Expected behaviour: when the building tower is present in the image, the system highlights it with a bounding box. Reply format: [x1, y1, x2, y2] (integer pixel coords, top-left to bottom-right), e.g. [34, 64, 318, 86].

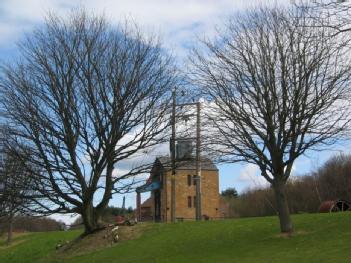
[136, 141, 220, 222]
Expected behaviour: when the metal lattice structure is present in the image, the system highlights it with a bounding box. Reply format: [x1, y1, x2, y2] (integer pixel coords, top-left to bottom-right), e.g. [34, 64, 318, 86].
[319, 200, 351, 213]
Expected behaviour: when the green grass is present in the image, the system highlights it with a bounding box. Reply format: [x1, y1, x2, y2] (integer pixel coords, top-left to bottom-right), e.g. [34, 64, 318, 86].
[1, 213, 351, 263]
[0, 229, 80, 262]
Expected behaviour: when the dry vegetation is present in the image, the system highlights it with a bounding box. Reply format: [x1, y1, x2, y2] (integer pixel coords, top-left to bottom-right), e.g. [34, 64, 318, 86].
[56, 223, 152, 258]
[225, 154, 351, 217]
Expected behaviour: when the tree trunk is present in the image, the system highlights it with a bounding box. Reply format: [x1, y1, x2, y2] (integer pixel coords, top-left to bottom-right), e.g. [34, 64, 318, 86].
[273, 181, 293, 233]
[82, 203, 103, 235]
[7, 213, 13, 246]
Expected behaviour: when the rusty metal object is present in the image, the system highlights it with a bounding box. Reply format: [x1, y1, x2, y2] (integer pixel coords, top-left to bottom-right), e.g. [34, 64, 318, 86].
[115, 216, 125, 225]
[319, 200, 351, 213]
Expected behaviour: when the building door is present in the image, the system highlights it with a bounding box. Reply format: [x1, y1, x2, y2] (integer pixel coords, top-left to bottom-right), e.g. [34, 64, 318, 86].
[154, 190, 161, 222]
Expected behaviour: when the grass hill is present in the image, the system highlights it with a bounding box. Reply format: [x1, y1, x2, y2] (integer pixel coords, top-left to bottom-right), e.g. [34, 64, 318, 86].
[1, 212, 351, 263]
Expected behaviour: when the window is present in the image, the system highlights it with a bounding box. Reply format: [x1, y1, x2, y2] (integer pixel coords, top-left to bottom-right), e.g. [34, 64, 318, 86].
[193, 196, 196, 208]
[193, 175, 197, 186]
[187, 196, 192, 208]
[187, 175, 192, 186]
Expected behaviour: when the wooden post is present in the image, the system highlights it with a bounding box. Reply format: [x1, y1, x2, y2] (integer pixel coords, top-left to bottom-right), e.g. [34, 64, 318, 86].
[7, 213, 13, 246]
[136, 192, 141, 222]
[171, 89, 176, 223]
[195, 102, 202, 221]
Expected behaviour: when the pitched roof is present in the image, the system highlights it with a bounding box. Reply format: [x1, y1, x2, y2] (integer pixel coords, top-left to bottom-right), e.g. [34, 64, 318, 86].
[156, 156, 218, 171]
[141, 197, 153, 208]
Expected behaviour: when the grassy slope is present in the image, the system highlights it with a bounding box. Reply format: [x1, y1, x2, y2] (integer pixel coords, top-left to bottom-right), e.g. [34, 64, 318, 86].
[1, 213, 351, 263]
[0, 230, 79, 262]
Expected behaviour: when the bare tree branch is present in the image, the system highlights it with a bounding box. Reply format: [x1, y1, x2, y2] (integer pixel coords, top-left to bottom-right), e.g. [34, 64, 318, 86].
[0, 11, 178, 234]
[190, 6, 351, 233]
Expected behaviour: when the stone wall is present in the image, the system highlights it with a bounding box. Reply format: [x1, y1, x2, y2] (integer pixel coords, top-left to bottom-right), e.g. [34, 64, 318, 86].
[162, 169, 219, 221]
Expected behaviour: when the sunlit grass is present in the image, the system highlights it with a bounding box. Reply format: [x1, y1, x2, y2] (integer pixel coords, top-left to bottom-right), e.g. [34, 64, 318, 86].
[0, 213, 350, 263]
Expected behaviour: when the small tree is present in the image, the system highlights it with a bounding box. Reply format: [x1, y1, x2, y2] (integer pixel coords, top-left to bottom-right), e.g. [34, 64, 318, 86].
[221, 187, 238, 198]
[190, 7, 351, 233]
[0, 128, 35, 245]
[0, 11, 177, 234]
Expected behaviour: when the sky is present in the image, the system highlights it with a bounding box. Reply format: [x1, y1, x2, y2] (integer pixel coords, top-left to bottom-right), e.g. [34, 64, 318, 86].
[1, 0, 350, 223]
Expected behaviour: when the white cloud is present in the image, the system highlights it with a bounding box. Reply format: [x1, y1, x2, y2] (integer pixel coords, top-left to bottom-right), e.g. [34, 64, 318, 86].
[0, 0, 288, 55]
[236, 163, 269, 190]
[49, 213, 79, 225]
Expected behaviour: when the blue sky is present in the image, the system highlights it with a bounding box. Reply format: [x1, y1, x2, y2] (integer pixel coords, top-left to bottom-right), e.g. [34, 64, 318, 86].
[1, 0, 350, 223]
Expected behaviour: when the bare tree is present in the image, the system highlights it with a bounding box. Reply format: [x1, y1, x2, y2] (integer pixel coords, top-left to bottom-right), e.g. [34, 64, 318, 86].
[296, 0, 351, 36]
[0, 11, 177, 234]
[190, 7, 351, 233]
[314, 153, 351, 201]
[0, 127, 36, 244]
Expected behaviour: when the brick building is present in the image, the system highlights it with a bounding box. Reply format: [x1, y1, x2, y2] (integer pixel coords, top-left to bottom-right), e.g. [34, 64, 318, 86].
[136, 156, 220, 222]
